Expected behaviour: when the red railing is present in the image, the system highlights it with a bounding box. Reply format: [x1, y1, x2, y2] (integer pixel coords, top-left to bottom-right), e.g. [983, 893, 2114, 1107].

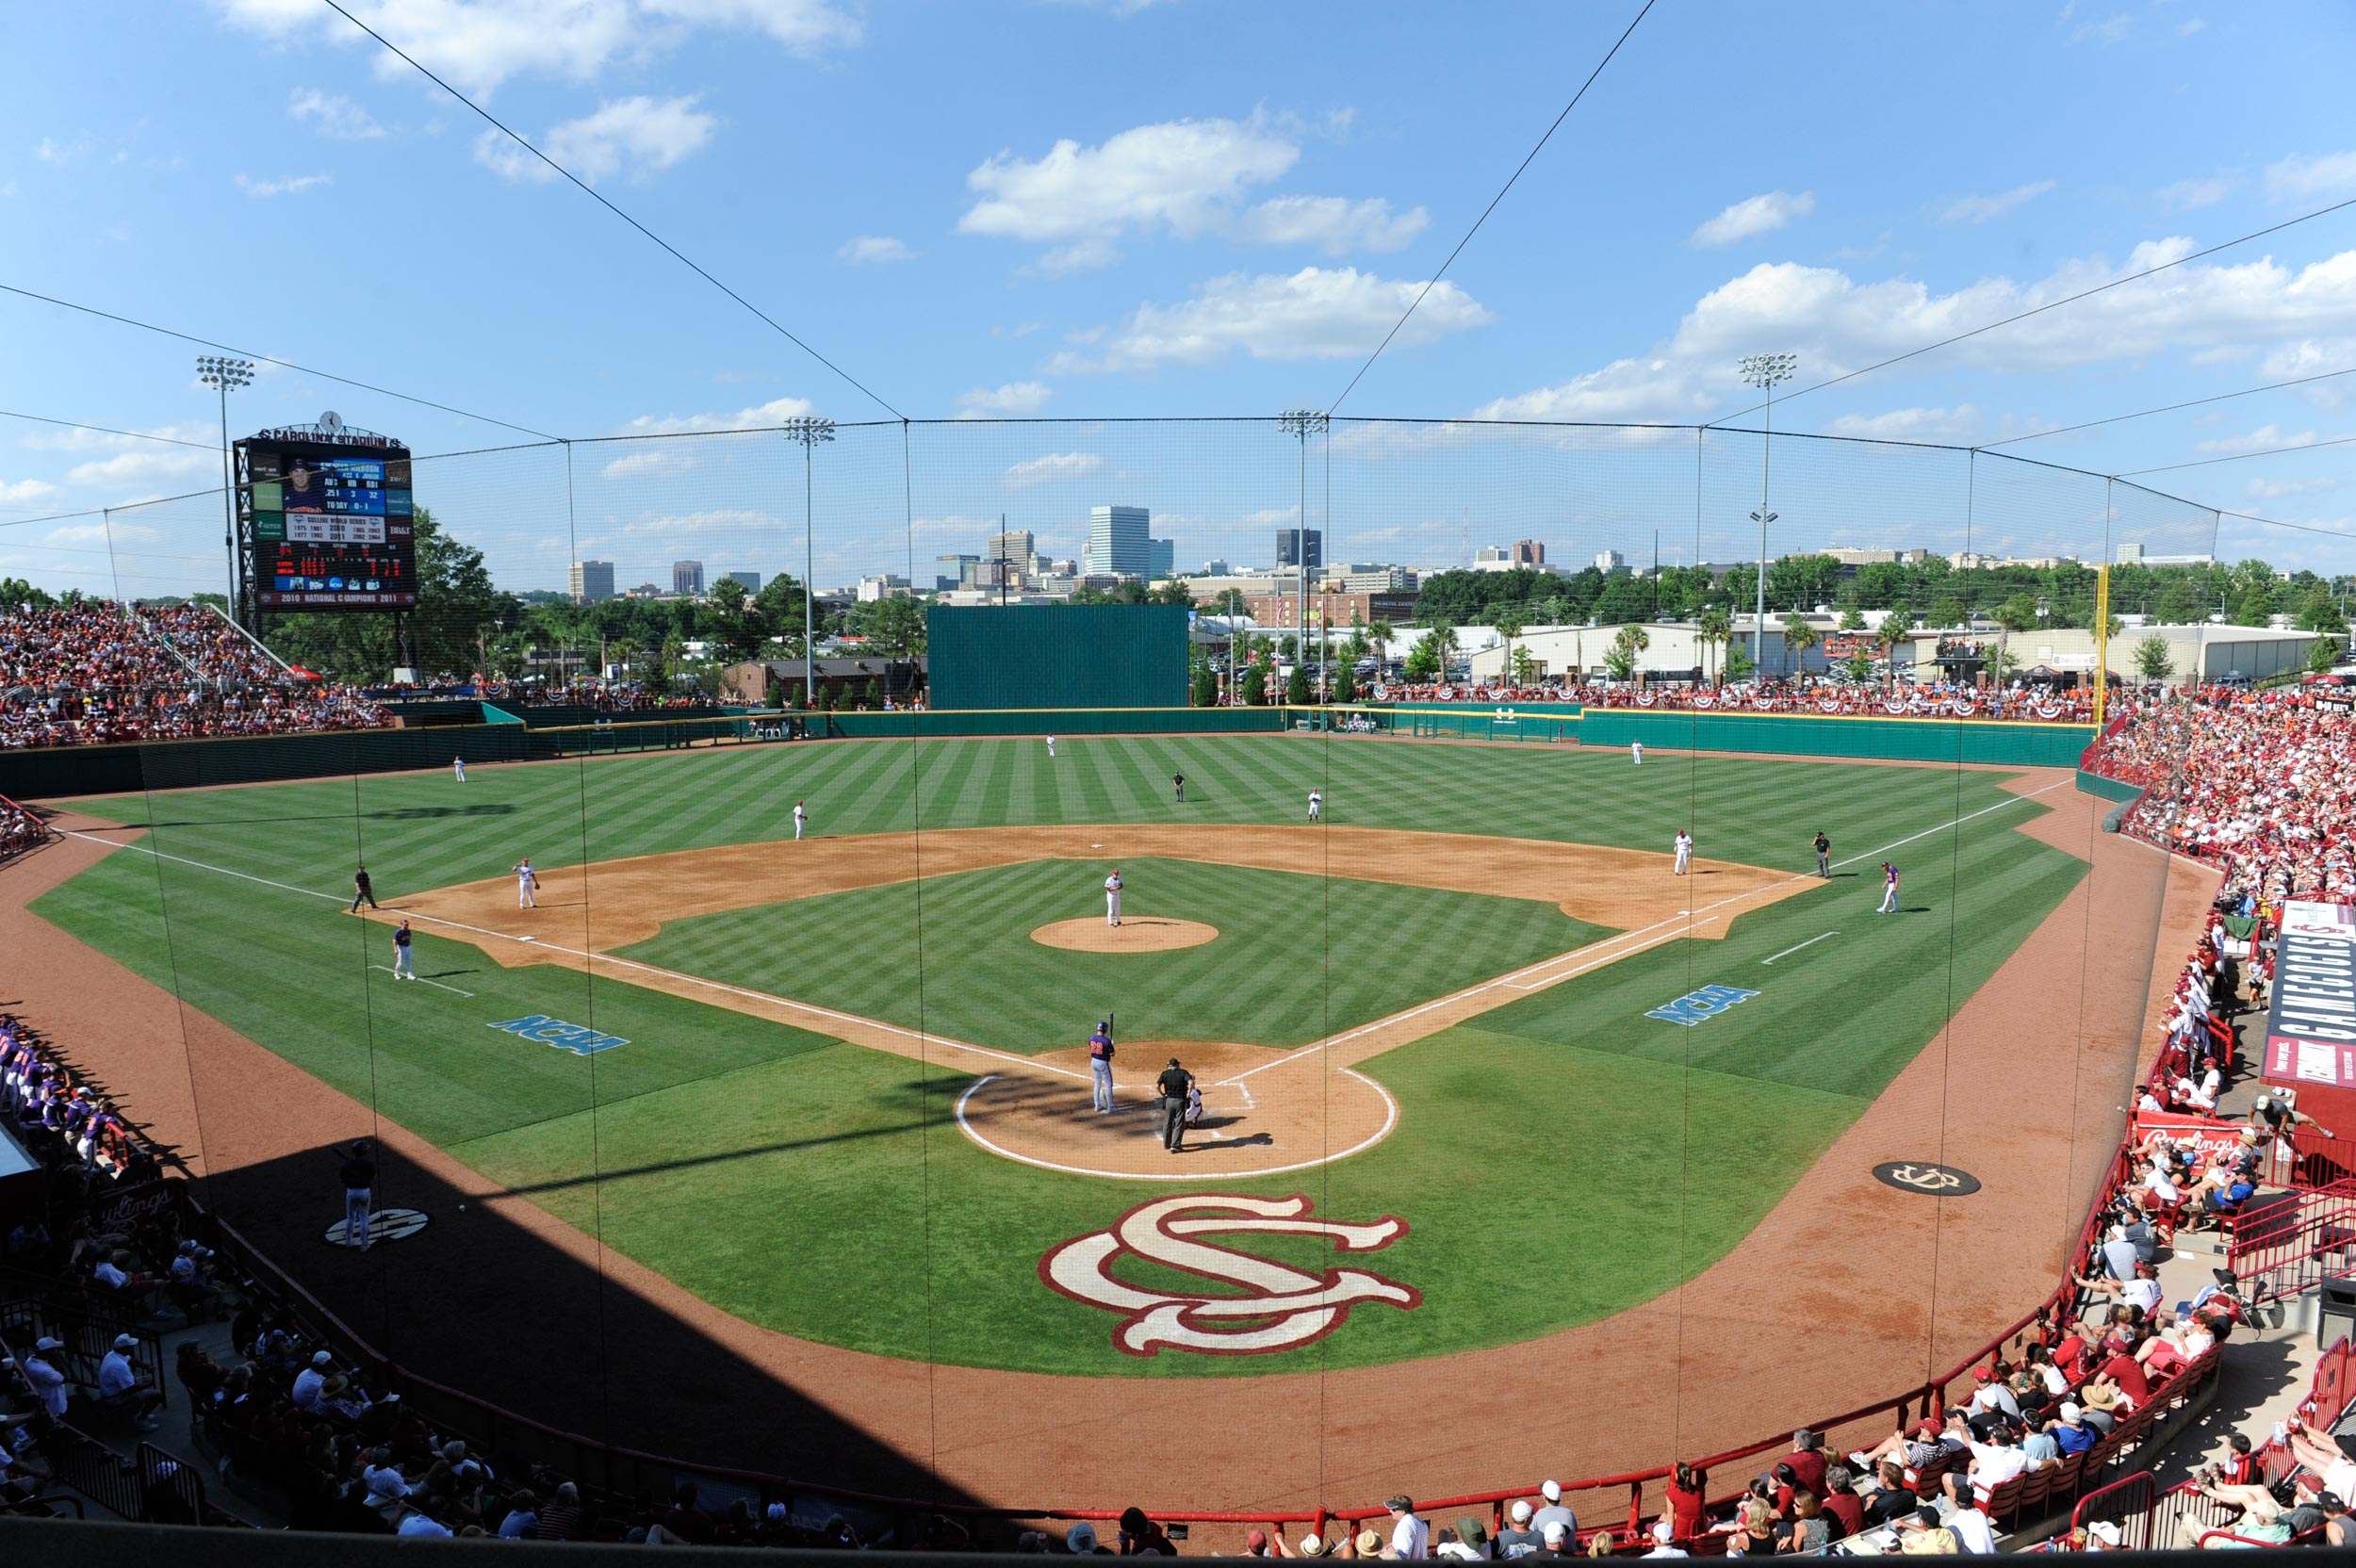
[2227, 1176, 2356, 1297]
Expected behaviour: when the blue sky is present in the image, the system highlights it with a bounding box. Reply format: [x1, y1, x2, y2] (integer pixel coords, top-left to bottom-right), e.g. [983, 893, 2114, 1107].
[4, 0, 2355, 598]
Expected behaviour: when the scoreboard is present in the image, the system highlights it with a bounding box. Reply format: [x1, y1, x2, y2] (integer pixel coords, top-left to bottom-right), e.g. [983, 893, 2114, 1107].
[240, 425, 418, 612]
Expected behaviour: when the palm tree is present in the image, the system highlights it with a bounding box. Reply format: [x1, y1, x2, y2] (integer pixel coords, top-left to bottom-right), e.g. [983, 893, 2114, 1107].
[1366, 618, 1393, 676]
[1604, 623, 1651, 683]
[1492, 609, 1524, 688]
[1695, 606, 1732, 686]
[1780, 612, 1819, 681]
[1993, 594, 2039, 691]
[1873, 612, 1912, 692]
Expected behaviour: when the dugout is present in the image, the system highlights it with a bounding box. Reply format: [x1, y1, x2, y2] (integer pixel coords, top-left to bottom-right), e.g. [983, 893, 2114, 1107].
[925, 603, 1188, 710]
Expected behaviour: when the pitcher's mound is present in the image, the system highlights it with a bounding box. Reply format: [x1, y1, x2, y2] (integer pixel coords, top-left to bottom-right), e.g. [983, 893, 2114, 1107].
[1031, 917, 1218, 953]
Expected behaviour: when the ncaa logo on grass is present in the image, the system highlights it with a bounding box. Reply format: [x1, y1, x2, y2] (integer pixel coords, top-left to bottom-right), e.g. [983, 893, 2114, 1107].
[1040, 1193, 1420, 1357]
[1645, 984, 1760, 1028]
[486, 1015, 629, 1056]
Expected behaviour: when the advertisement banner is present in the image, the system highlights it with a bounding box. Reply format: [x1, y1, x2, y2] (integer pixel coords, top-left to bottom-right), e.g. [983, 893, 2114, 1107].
[2131, 1110, 2250, 1164]
[2265, 901, 2356, 1090]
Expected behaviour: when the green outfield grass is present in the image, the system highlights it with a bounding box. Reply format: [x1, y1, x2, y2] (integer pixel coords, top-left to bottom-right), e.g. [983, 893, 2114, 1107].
[27, 736, 2088, 1375]
[621, 857, 1608, 1052]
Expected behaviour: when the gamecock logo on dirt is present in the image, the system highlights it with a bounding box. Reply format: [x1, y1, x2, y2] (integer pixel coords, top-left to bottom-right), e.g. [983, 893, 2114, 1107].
[1040, 1193, 1420, 1357]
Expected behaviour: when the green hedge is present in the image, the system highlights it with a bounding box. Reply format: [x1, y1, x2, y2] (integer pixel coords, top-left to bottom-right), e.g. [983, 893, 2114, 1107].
[1575, 708, 2097, 767]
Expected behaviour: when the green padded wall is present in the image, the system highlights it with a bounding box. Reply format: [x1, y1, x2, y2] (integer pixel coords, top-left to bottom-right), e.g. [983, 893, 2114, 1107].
[925, 604, 1189, 710]
[1576, 708, 2097, 768]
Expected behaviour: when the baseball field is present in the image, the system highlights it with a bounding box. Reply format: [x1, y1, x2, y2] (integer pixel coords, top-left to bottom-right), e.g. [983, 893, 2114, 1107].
[24, 730, 2093, 1394]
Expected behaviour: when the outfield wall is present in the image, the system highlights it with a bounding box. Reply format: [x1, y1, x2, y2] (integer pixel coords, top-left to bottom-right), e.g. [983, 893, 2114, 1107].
[1575, 708, 2097, 767]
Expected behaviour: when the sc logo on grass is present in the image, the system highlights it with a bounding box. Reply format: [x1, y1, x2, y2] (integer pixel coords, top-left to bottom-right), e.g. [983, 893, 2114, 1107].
[487, 1015, 630, 1056]
[1645, 984, 1760, 1028]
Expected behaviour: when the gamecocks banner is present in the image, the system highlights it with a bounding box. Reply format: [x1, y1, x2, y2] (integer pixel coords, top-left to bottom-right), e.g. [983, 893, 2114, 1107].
[2266, 901, 2356, 1089]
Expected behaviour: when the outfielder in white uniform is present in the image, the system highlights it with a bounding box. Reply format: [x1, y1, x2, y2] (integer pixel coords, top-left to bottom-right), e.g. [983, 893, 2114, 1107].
[794, 800, 807, 841]
[453, 757, 466, 783]
[1673, 830, 1693, 875]
[1104, 868, 1123, 927]
[1046, 735, 1056, 759]
[514, 858, 538, 908]
[1631, 739, 1644, 765]
[1308, 789, 1322, 821]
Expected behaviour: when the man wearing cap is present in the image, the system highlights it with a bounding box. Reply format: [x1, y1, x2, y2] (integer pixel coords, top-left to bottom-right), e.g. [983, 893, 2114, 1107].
[292, 1349, 335, 1412]
[1088, 1021, 1117, 1114]
[1936, 1475, 1997, 1554]
[340, 1139, 376, 1249]
[1535, 1522, 1570, 1559]
[1155, 1057, 1194, 1153]
[18, 1336, 67, 1422]
[1530, 1481, 1576, 1543]
[1493, 1500, 1541, 1558]
[96, 1332, 162, 1430]
[1386, 1496, 1432, 1560]
[1640, 1520, 1687, 1559]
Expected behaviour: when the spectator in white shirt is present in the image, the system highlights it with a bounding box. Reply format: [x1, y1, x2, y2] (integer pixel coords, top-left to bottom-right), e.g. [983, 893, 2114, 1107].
[1966, 1367, 2021, 1423]
[1966, 1427, 2030, 1503]
[1435, 1517, 1493, 1560]
[396, 1503, 454, 1537]
[1939, 1475, 1999, 1553]
[1641, 1520, 1688, 1558]
[1386, 1496, 1432, 1560]
[17, 1336, 68, 1419]
[290, 1350, 333, 1412]
[96, 1332, 161, 1430]
[498, 1489, 541, 1540]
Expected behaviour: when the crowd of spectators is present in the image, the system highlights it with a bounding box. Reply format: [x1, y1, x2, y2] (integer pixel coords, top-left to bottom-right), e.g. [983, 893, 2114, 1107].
[0, 795, 46, 862]
[2089, 685, 2356, 905]
[1586, 680, 2097, 721]
[0, 599, 391, 749]
[1, 1014, 156, 1188]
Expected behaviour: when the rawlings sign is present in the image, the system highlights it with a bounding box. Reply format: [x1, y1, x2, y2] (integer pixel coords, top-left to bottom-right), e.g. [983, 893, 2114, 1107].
[1040, 1193, 1420, 1357]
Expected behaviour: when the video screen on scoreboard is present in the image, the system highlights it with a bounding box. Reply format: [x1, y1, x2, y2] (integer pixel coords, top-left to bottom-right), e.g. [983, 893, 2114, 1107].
[245, 441, 418, 611]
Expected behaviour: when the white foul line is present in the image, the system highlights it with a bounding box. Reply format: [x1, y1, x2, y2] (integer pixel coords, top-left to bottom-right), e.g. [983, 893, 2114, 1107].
[368, 965, 475, 997]
[1760, 931, 1839, 966]
[59, 828, 1086, 1084]
[1217, 775, 2072, 1086]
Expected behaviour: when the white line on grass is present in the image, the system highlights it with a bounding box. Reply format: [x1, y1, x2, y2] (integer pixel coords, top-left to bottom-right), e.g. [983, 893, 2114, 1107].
[368, 965, 474, 996]
[1761, 932, 1839, 966]
[60, 827, 1085, 1083]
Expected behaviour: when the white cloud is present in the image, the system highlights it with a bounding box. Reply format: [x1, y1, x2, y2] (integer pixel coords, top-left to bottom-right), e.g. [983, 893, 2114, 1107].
[1002, 451, 1102, 488]
[45, 520, 162, 547]
[2159, 174, 2232, 213]
[991, 320, 1045, 340]
[2069, 12, 2131, 44]
[2267, 151, 2356, 205]
[217, 0, 859, 98]
[959, 113, 1421, 267]
[235, 172, 334, 198]
[288, 89, 385, 139]
[1480, 238, 2356, 427]
[614, 395, 816, 436]
[2248, 476, 2338, 499]
[955, 382, 1054, 418]
[475, 95, 712, 184]
[0, 479, 62, 506]
[1818, 405, 1987, 443]
[598, 449, 695, 480]
[63, 449, 219, 487]
[34, 137, 89, 165]
[1049, 266, 1491, 371]
[1226, 195, 1427, 254]
[2197, 423, 2317, 455]
[837, 235, 914, 264]
[1938, 180, 2056, 225]
[1691, 190, 1814, 248]
[615, 506, 778, 536]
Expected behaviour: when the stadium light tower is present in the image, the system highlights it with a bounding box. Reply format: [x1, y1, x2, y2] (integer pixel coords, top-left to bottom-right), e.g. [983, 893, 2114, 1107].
[1279, 409, 1329, 697]
[781, 416, 835, 709]
[196, 355, 254, 623]
[1737, 352, 1797, 677]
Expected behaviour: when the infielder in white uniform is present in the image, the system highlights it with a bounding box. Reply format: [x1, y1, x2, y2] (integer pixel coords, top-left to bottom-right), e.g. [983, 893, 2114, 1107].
[1631, 738, 1644, 765]
[453, 757, 466, 783]
[1673, 829, 1693, 875]
[514, 858, 538, 908]
[1307, 789, 1322, 821]
[1046, 734, 1056, 759]
[1104, 868, 1123, 927]
[794, 800, 807, 841]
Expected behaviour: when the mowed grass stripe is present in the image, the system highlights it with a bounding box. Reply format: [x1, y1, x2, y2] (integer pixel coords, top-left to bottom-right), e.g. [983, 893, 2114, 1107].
[623, 857, 1608, 1053]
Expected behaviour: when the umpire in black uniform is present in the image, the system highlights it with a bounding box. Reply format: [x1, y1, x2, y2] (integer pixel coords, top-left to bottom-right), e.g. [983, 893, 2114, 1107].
[1155, 1057, 1194, 1153]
